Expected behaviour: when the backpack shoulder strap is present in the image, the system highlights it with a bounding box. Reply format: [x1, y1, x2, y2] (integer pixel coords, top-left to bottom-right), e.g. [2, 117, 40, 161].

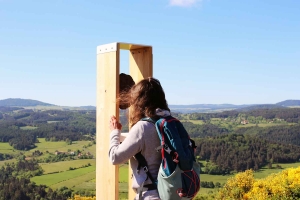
[140, 117, 157, 124]
[134, 117, 159, 199]
[134, 152, 156, 184]
[134, 151, 157, 199]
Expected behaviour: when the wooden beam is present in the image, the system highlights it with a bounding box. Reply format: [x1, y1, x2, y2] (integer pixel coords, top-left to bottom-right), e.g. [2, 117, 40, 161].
[129, 47, 153, 83]
[96, 49, 120, 200]
[96, 42, 152, 200]
[128, 46, 153, 200]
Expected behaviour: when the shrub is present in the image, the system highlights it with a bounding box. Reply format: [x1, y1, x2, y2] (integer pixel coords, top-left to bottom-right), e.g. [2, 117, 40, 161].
[214, 167, 300, 200]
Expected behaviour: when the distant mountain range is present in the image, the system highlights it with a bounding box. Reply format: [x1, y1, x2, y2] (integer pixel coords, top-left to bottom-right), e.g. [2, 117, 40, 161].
[276, 100, 300, 107]
[0, 98, 300, 113]
[0, 98, 54, 107]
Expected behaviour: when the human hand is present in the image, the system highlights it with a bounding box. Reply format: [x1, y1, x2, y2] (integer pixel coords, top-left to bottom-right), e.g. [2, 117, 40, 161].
[109, 116, 122, 131]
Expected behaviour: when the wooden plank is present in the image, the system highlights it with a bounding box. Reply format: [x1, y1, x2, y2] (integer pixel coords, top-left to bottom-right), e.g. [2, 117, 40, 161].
[129, 47, 153, 83]
[119, 42, 152, 50]
[96, 50, 120, 200]
[128, 46, 153, 200]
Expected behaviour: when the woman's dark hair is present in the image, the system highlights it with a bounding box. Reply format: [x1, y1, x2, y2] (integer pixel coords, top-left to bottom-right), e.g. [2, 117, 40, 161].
[119, 77, 169, 128]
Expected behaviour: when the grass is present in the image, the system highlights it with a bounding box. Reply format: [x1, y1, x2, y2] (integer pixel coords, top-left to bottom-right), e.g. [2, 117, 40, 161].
[47, 121, 62, 124]
[32, 138, 92, 153]
[73, 176, 96, 190]
[0, 142, 15, 154]
[29, 160, 127, 190]
[0, 159, 16, 167]
[52, 171, 96, 189]
[186, 118, 297, 130]
[31, 165, 96, 186]
[0, 138, 94, 158]
[254, 163, 300, 179]
[85, 145, 96, 157]
[2, 135, 299, 199]
[186, 120, 205, 125]
[39, 159, 95, 174]
[26, 158, 300, 196]
[236, 123, 291, 128]
[119, 164, 129, 182]
[200, 173, 232, 184]
[20, 126, 38, 130]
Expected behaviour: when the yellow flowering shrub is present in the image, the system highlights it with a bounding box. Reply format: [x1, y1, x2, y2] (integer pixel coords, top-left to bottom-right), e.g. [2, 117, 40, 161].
[69, 195, 96, 200]
[215, 166, 300, 200]
[216, 169, 254, 199]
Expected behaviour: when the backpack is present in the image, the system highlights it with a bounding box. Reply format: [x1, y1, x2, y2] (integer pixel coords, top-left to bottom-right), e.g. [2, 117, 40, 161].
[135, 116, 200, 200]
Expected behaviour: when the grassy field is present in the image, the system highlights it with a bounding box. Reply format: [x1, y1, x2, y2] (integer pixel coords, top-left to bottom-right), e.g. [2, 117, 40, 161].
[186, 118, 296, 130]
[20, 126, 38, 130]
[254, 163, 300, 179]
[0, 142, 16, 154]
[31, 165, 96, 186]
[236, 123, 296, 128]
[52, 171, 96, 189]
[185, 119, 205, 125]
[39, 159, 96, 174]
[0, 159, 16, 167]
[32, 138, 92, 153]
[2, 136, 300, 199]
[34, 162, 130, 197]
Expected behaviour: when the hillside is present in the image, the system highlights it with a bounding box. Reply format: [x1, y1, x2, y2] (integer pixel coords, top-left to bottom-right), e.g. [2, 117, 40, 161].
[1, 98, 300, 113]
[0, 106, 300, 175]
[235, 104, 284, 111]
[276, 99, 300, 107]
[0, 98, 54, 107]
[169, 104, 251, 113]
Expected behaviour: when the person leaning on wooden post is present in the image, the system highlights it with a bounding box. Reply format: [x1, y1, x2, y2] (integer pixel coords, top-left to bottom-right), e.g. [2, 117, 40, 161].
[108, 76, 171, 200]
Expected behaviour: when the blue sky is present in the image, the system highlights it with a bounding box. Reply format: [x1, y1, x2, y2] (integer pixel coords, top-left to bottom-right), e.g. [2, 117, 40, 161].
[1, 0, 299, 106]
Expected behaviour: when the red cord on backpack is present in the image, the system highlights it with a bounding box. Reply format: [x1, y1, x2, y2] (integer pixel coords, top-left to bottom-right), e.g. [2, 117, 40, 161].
[172, 152, 179, 163]
[176, 188, 186, 198]
[159, 119, 167, 169]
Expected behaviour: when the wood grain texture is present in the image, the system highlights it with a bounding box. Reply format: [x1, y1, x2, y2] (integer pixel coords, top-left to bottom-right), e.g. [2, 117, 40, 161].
[96, 50, 120, 200]
[128, 46, 153, 200]
[129, 47, 153, 83]
[96, 43, 153, 200]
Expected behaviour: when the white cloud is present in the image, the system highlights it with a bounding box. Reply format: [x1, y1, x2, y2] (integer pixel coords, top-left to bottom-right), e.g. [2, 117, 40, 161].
[169, 0, 202, 7]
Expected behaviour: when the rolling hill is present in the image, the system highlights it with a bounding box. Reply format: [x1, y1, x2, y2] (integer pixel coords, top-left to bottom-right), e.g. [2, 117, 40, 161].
[276, 100, 300, 107]
[1, 98, 300, 113]
[0, 98, 54, 107]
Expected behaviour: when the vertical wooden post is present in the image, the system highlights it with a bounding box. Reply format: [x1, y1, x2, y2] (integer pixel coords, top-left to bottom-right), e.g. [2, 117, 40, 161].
[128, 47, 153, 200]
[96, 42, 152, 200]
[96, 43, 120, 200]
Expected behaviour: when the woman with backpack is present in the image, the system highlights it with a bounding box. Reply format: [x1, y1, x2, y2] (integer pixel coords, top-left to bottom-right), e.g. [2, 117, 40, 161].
[108, 77, 170, 200]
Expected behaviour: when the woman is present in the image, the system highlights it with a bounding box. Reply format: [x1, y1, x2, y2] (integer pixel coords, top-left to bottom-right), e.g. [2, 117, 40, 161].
[109, 77, 171, 200]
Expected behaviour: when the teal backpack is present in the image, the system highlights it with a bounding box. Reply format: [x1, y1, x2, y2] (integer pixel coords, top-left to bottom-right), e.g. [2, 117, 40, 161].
[135, 116, 200, 200]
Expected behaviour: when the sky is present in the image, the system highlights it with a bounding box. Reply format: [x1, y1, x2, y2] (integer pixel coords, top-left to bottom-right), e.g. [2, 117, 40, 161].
[0, 0, 299, 106]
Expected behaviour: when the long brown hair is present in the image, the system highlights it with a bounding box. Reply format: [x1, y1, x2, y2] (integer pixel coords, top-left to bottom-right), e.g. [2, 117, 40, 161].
[119, 77, 169, 128]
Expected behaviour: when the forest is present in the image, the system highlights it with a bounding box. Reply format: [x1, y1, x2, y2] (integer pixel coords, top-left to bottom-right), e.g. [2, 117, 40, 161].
[1, 106, 300, 198]
[1, 106, 300, 173]
[0, 107, 95, 151]
[0, 160, 72, 200]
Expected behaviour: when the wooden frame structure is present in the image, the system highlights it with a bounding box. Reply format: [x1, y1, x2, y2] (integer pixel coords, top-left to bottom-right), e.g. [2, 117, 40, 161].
[96, 42, 153, 200]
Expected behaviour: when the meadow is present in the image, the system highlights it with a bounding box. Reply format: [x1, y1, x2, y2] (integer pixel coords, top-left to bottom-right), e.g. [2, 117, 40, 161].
[1, 117, 300, 200]
[0, 141, 16, 154]
[183, 117, 296, 130]
[1, 141, 299, 199]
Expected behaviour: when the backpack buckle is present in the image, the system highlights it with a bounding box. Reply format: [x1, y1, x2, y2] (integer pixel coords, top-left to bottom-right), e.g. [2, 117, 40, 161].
[155, 145, 163, 152]
[164, 144, 172, 154]
[143, 166, 149, 172]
